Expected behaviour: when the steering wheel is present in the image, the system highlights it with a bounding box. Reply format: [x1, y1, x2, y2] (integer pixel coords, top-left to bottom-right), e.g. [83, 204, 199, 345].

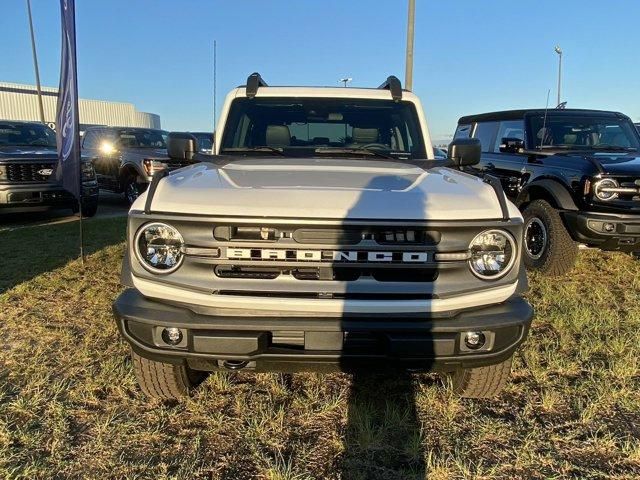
[360, 143, 389, 150]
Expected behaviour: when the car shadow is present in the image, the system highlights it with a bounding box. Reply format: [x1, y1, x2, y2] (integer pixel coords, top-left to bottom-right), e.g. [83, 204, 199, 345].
[336, 174, 433, 478]
[0, 215, 126, 293]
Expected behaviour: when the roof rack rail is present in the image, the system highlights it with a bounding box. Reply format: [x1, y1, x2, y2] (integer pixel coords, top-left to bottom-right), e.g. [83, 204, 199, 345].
[246, 72, 268, 98]
[378, 76, 402, 102]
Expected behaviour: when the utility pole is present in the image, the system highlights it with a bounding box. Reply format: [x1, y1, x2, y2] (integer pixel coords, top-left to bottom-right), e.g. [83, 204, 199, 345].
[404, 0, 416, 91]
[26, 0, 46, 124]
[555, 45, 563, 106]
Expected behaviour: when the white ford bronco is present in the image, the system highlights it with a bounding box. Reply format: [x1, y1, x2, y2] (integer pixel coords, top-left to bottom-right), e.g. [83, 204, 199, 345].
[113, 74, 533, 401]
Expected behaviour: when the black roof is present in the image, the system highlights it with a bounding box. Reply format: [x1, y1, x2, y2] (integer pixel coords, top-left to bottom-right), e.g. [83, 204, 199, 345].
[458, 109, 626, 125]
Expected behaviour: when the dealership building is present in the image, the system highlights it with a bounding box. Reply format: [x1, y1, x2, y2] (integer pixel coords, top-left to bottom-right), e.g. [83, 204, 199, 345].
[0, 82, 161, 131]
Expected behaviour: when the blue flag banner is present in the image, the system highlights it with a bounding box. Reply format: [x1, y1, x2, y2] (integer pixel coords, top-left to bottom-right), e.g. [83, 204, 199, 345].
[54, 0, 80, 200]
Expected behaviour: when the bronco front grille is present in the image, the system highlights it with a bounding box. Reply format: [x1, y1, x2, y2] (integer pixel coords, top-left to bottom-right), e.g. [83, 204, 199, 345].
[6, 162, 56, 183]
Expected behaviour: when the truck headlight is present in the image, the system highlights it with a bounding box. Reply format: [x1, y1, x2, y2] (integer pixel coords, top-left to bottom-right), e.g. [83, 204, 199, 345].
[468, 229, 516, 280]
[593, 178, 619, 201]
[0, 165, 6, 180]
[143, 159, 169, 176]
[134, 222, 184, 274]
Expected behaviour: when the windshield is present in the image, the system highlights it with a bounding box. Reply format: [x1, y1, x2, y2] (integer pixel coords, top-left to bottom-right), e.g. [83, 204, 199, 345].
[116, 129, 167, 149]
[0, 122, 57, 147]
[220, 97, 426, 159]
[528, 114, 640, 151]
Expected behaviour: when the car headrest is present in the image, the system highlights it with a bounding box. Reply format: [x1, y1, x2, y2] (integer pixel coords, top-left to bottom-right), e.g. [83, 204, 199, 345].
[352, 127, 379, 144]
[266, 125, 291, 146]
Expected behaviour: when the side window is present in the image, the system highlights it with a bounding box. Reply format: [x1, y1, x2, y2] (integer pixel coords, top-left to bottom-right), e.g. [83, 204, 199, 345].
[82, 131, 96, 148]
[472, 122, 499, 152]
[494, 120, 525, 152]
[454, 124, 471, 139]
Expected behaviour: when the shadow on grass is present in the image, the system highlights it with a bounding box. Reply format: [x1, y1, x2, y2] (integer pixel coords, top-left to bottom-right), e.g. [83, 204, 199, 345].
[0, 216, 126, 293]
[341, 373, 426, 479]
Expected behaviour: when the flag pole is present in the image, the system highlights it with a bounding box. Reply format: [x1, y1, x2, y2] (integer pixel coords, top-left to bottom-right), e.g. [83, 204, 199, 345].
[55, 0, 84, 265]
[71, 2, 84, 265]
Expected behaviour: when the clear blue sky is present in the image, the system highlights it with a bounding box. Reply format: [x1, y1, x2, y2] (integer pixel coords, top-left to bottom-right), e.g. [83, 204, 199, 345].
[1, 0, 639, 141]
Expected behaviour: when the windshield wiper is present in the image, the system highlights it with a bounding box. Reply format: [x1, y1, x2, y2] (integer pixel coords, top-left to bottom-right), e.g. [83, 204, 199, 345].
[221, 146, 286, 156]
[314, 147, 397, 160]
[590, 144, 637, 151]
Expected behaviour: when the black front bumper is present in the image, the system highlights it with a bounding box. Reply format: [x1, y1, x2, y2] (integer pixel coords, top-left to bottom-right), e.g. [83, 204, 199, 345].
[0, 181, 98, 214]
[113, 289, 534, 373]
[563, 210, 640, 252]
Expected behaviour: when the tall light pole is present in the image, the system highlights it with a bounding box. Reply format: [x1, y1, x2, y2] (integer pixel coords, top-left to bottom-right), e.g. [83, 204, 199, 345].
[26, 0, 46, 124]
[339, 77, 352, 87]
[404, 0, 416, 91]
[554, 45, 563, 106]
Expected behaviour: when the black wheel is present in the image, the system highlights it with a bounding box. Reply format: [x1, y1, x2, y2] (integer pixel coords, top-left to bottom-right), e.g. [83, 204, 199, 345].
[450, 355, 513, 399]
[123, 176, 142, 206]
[522, 199, 577, 275]
[81, 201, 98, 218]
[131, 349, 207, 401]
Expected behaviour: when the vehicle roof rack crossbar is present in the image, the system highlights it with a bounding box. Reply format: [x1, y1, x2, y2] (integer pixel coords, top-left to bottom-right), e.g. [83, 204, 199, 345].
[378, 76, 403, 101]
[246, 72, 268, 98]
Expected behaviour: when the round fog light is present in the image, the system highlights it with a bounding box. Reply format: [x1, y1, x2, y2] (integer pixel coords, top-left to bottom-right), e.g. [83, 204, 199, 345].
[464, 331, 486, 350]
[603, 222, 616, 233]
[161, 327, 183, 345]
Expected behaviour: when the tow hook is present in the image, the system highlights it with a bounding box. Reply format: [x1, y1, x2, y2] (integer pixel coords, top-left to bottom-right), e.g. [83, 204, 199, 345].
[222, 360, 249, 370]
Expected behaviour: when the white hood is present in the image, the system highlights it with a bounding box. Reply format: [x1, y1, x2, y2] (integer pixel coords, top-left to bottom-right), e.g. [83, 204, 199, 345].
[134, 158, 519, 221]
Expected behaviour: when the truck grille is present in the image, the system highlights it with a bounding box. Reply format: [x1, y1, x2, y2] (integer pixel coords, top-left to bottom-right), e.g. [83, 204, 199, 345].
[210, 224, 443, 283]
[6, 162, 56, 183]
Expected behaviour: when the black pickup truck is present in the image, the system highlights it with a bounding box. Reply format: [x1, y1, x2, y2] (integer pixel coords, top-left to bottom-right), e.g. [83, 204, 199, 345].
[455, 109, 640, 275]
[0, 120, 98, 216]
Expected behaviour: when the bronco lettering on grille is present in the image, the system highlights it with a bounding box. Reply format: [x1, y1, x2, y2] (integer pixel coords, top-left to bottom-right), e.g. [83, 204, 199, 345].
[224, 248, 430, 263]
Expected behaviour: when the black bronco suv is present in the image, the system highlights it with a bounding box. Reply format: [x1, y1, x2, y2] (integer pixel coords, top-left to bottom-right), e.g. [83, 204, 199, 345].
[0, 120, 98, 216]
[455, 109, 640, 275]
[82, 126, 195, 205]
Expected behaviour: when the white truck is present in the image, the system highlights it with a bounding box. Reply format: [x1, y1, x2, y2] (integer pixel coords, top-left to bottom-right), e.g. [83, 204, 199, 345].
[113, 73, 533, 401]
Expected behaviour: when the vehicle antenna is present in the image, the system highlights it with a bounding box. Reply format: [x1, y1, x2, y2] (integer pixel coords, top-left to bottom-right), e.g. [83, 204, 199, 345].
[539, 89, 550, 150]
[213, 40, 217, 151]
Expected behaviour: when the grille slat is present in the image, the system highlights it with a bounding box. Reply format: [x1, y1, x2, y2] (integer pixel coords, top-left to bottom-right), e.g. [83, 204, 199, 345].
[6, 162, 56, 183]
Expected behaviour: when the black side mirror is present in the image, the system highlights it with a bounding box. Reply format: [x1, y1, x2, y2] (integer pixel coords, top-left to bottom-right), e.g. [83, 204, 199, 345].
[499, 137, 525, 153]
[447, 138, 481, 166]
[167, 132, 198, 160]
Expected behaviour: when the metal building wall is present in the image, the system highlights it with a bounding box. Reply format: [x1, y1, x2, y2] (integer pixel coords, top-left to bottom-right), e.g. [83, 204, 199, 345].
[0, 82, 161, 129]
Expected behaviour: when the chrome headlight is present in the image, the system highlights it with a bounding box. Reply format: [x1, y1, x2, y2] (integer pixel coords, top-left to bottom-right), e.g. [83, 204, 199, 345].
[468, 229, 517, 280]
[593, 178, 619, 201]
[134, 222, 184, 274]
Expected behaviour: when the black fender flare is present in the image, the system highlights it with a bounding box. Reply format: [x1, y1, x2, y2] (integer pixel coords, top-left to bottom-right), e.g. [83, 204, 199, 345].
[516, 179, 578, 211]
[120, 161, 145, 180]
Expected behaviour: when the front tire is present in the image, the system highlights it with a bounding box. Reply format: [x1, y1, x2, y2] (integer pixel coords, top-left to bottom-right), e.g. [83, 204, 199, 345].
[450, 356, 513, 399]
[522, 199, 577, 275]
[131, 349, 207, 401]
[123, 176, 142, 206]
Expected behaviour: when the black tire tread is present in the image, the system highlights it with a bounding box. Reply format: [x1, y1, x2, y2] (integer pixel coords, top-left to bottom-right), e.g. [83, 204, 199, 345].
[131, 349, 197, 401]
[522, 199, 577, 276]
[452, 356, 513, 399]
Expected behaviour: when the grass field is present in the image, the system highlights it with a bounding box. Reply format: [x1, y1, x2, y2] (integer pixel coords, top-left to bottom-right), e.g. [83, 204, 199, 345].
[1, 217, 639, 479]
